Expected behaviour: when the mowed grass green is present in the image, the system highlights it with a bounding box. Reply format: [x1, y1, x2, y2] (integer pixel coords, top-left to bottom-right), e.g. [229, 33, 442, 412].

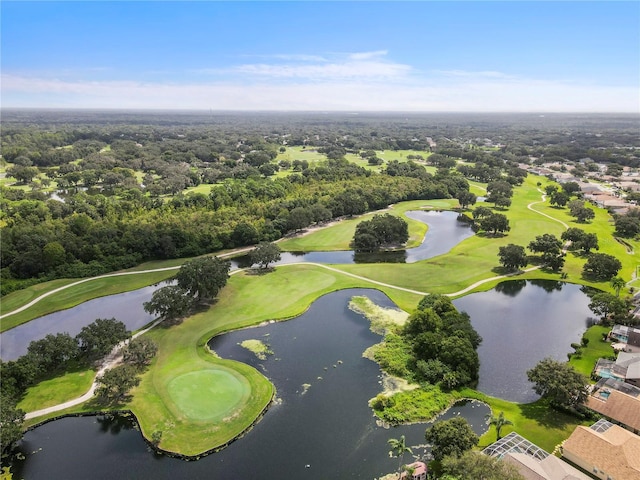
[13, 172, 636, 456]
[167, 369, 250, 421]
[278, 199, 458, 252]
[18, 366, 95, 412]
[1, 268, 177, 331]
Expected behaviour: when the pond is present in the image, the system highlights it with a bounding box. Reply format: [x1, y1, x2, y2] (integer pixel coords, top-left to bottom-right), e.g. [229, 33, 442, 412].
[11, 289, 490, 480]
[1, 210, 471, 359]
[231, 210, 474, 267]
[453, 280, 595, 404]
[0, 284, 161, 360]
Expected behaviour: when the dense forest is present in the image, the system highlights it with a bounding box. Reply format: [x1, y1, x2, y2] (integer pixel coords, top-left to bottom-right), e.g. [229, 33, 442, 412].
[2, 111, 639, 295]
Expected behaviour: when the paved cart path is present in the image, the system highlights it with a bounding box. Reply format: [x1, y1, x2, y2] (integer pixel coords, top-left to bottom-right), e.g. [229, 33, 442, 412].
[13, 192, 575, 418]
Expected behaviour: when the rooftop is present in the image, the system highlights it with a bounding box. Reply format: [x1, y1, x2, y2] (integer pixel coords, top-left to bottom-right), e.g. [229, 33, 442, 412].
[484, 432, 591, 480]
[562, 420, 640, 480]
[587, 384, 640, 432]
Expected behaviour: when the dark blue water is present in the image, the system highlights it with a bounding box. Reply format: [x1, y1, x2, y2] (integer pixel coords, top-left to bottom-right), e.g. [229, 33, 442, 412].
[1, 211, 471, 360]
[0, 284, 162, 360]
[454, 280, 594, 403]
[11, 289, 489, 480]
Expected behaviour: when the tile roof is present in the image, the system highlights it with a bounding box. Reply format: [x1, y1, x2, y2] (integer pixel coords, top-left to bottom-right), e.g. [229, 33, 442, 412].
[587, 388, 640, 432]
[562, 423, 640, 480]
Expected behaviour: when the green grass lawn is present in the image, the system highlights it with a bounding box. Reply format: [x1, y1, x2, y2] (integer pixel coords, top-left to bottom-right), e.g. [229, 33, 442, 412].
[13, 172, 636, 457]
[462, 390, 590, 453]
[18, 366, 95, 412]
[184, 183, 217, 195]
[166, 369, 250, 421]
[569, 325, 614, 378]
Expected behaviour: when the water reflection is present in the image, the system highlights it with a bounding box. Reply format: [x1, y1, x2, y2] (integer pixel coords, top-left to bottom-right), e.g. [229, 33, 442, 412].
[454, 280, 593, 403]
[494, 279, 527, 297]
[12, 290, 489, 480]
[0, 284, 163, 360]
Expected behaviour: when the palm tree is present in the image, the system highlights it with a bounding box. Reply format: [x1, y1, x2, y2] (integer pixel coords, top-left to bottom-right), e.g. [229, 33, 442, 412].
[401, 463, 416, 479]
[485, 411, 513, 440]
[388, 435, 413, 478]
[610, 276, 625, 297]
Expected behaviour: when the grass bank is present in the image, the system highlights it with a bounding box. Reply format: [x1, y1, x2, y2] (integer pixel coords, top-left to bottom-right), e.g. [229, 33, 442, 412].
[13, 172, 632, 456]
[278, 199, 459, 253]
[463, 389, 590, 452]
[1, 268, 177, 331]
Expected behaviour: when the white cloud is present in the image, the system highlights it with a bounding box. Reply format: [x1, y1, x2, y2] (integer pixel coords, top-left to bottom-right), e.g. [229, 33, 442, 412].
[348, 50, 388, 61]
[231, 59, 411, 79]
[2, 73, 637, 112]
[434, 70, 517, 80]
[210, 50, 411, 80]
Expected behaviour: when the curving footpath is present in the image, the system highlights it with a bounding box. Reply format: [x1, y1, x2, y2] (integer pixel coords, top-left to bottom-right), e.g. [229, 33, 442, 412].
[0, 247, 254, 320]
[13, 191, 569, 419]
[24, 318, 163, 419]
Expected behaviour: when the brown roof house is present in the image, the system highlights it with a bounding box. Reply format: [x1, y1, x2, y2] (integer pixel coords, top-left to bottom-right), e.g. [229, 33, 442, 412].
[586, 379, 640, 434]
[562, 419, 640, 480]
[483, 432, 591, 480]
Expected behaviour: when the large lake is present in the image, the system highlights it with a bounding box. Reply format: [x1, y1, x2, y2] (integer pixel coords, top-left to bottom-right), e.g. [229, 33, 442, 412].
[11, 289, 489, 480]
[3, 209, 599, 477]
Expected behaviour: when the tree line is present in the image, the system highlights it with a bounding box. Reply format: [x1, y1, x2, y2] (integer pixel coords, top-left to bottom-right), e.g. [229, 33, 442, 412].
[1, 159, 476, 294]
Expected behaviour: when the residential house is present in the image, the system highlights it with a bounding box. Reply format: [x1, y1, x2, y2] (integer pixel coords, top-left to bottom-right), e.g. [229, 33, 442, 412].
[587, 379, 640, 433]
[592, 352, 640, 387]
[399, 461, 427, 480]
[562, 419, 640, 480]
[483, 432, 591, 480]
[608, 325, 640, 353]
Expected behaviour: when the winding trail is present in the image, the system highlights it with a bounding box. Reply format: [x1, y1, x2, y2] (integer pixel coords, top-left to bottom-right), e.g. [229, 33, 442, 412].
[11, 191, 571, 419]
[527, 192, 570, 230]
[0, 247, 254, 320]
[24, 318, 163, 420]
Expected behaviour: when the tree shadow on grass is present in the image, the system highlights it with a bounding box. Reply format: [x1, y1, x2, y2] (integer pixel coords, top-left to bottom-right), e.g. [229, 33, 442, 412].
[490, 266, 523, 276]
[476, 232, 508, 239]
[245, 267, 276, 276]
[84, 395, 131, 413]
[518, 400, 577, 431]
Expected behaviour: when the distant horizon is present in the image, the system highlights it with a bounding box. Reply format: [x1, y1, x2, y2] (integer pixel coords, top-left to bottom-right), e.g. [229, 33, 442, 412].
[3, 1, 638, 112]
[3, 107, 638, 115]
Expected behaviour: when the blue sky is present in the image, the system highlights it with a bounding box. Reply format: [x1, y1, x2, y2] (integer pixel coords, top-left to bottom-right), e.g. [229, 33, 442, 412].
[2, 1, 639, 111]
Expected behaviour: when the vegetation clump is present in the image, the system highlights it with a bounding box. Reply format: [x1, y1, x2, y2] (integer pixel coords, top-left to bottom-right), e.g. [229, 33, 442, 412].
[351, 213, 409, 252]
[526, 358, 588, 410]
[425, 416, 479, 461]
[144, 256, 231, 324]
[362, 294, 482, 423]
[249, 242, 281, 269]
[239, 340, 273, 360]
